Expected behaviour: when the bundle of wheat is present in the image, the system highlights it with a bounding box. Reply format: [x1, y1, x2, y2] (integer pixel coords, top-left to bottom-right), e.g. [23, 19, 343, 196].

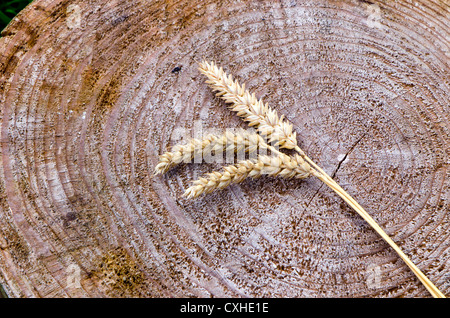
[155, 60, 445, 298]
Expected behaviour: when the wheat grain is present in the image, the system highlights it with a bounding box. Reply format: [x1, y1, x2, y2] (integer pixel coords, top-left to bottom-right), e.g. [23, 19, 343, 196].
[184, 154, 312, 198]
[199, 60, 299, 150]
[154, 129, 269, 175]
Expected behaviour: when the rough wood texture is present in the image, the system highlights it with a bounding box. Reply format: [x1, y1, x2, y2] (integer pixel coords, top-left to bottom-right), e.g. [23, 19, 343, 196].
[0, 0, 448, 298]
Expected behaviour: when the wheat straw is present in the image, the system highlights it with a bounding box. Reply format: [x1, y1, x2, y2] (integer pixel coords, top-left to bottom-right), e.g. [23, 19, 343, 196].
[154, 129, 268, 175]
[184, 154, 312, 199]
[313, 170, 445, 298]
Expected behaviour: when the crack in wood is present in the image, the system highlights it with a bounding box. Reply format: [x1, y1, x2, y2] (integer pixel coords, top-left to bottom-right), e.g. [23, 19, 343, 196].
[302, 133, 367, 212]
[331, 133, 366, 179]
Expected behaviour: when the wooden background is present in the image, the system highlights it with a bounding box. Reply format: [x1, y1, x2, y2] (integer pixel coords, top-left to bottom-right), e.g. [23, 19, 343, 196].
[0, 0, 448, 297]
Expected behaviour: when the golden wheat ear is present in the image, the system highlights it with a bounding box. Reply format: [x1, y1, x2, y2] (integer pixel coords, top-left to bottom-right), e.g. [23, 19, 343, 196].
[183, 154, 312, 199]
[198, 60, 298, 150]
[154, 129, 268, 175]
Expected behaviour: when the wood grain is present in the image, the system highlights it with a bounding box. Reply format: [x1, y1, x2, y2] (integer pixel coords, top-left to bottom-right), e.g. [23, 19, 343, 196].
[0, 0, 448, 297]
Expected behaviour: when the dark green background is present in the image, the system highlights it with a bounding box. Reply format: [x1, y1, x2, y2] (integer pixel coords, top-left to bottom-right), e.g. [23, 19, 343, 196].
[0, 0, 34, 34]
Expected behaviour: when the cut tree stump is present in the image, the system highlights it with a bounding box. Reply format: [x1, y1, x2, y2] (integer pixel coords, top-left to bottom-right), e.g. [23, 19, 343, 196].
[0, 0, 448, 298]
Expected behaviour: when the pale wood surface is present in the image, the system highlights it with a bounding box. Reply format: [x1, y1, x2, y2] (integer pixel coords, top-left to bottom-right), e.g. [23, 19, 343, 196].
[0, 0, 448, 297]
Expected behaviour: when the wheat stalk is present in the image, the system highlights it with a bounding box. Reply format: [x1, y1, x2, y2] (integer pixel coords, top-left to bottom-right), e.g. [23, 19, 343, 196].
[313, 171, 445, 298]
[197, 60, 445, 298]
[154, 129, 269, 175]
[184, 153, 313, 199]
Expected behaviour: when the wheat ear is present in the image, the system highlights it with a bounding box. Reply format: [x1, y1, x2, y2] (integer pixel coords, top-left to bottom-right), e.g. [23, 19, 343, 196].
[184, 154, 313, 199]
[198, 60, 299, 150]
[154, 129, 268, 175]
[199, 60, 445, 298]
